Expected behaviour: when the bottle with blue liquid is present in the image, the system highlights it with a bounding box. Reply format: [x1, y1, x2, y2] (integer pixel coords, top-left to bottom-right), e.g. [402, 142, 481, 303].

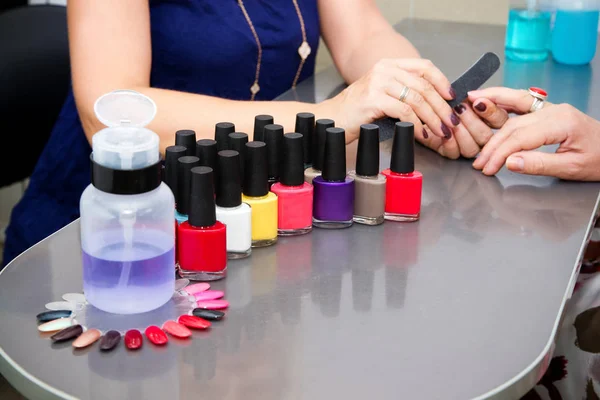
[506, 0, 553, 61]
[551, 0, 600, 65]
[80, 90, 176, 315]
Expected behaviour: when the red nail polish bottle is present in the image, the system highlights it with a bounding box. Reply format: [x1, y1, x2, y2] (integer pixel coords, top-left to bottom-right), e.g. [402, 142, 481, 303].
[382, 122, 422, 222]
[177, 166, 227, 281]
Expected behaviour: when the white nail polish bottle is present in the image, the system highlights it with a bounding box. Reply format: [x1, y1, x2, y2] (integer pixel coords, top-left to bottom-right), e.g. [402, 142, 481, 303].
[215, 150, 252, 259]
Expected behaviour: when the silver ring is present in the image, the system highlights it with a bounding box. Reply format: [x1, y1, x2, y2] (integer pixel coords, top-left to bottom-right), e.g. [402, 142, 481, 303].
[528, 87, 547, 113]
[398, 86, 410, 102]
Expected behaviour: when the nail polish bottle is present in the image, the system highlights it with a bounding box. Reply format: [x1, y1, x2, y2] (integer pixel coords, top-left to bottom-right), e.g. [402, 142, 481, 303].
[196, 139, 218, 171]
[348, 124, 386, 226]
[304, 119, 334, 184]
[312, 127, 355, 229]
[215, 150, 252, 259]
[176, 156, 200, 224]
[241, 141, 278, 247]
[164, 145, 187, 217]
[215, 122, 235, 152]
[382, 122, 422, 222]
[253, 114, 274, 142]
[295, 112, 315, 168]
[175, 130, 197, 156]
[271, 133, 314, 236]
[228, 132, 248, 187]
[177, 166, 227, 281]
[264, 124, 283, 187]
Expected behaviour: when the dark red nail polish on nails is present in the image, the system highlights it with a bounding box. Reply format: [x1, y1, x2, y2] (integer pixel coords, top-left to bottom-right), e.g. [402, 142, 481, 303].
[441, 124, 452, 139]
[449, 87, 457, 99]
[423, 129, 429, 139]
[474, 102, 487, 112]
[450, 113, 460, 126]
[453, 104, 466, 114]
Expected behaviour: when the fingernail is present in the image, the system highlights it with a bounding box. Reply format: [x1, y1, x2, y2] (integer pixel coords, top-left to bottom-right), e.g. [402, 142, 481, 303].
[441, 123, 452, 139]
[450, 113, 460, 126]
[449, 87, 457, 99]
[474, 102, 487, 112]
[423, 128, 429, 139]
[453, 104, 466, 114]
[506, 156, 524, 172]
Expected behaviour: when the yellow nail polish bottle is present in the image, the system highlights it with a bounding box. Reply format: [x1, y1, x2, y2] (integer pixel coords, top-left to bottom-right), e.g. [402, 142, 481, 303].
[242, 141, 278, 247]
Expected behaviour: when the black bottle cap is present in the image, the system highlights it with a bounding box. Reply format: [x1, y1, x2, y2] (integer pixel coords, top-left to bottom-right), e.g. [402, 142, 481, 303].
[175, 130, 197, 156]
[355, 124, 380, 176]
[295, 112, 315, 164]
[196, 139, 218, 170]
[215, 122, 235, 152]
[177, 156, 200, 214]
[280, 133, 304, 186]
[216, 150, 242, 208]
[228, 132, 248, 183]
[322, 127, 347, 182]
[313, 119, 334, 171]
[243, 141, 268, 197]
[188, 166, 216, 227]
[264, 124, 283, 179]
[390, 122, 415, 174]
[164, 145, 187, 201]
[253, 115, 274, 142]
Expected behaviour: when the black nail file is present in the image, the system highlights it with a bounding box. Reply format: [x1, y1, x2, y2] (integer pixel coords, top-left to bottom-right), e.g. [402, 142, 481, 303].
[447, 52, 500, 108]
[374, 51, 501, 141]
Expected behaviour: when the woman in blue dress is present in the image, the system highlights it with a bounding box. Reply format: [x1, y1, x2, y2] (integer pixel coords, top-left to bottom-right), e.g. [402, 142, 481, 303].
[2, 0, 492, 266]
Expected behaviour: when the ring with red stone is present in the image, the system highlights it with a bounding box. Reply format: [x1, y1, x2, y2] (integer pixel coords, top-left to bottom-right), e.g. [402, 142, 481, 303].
[528, 87, 547, 113]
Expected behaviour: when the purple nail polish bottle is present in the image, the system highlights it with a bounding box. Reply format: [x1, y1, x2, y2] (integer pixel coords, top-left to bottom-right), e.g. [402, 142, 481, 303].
[312, 127, 354, 229]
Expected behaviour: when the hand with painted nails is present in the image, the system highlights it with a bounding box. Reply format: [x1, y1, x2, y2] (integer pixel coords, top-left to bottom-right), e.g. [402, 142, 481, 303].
[328, 58, 457, 143]
[468, 88, 600, 181]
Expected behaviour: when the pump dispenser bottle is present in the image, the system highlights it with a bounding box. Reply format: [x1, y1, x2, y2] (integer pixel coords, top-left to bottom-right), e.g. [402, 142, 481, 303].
[80, 90, 175, 314]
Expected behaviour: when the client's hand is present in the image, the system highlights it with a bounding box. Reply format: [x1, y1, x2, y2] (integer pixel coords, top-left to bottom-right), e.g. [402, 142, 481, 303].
[467, 88, 600, 181]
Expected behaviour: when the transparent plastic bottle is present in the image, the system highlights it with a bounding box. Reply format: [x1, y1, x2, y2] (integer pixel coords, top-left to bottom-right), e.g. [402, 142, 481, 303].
[505, 0, 553, 61]
[551, 0, 600, 65]
[80, 90, 176, 315]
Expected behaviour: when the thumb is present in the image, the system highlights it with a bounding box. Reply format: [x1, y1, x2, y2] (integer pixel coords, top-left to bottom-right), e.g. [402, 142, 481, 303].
[505, 151, 571, 178]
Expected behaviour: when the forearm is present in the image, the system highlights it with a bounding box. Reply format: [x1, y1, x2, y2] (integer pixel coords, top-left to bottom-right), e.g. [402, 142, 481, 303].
[341, 29, 420, 84]
[79, 87, 327, 154]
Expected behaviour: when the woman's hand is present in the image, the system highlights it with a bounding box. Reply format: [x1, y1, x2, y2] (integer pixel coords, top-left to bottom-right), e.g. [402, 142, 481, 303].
[471, 100, 600, 181]
[324, 58, 459, 143]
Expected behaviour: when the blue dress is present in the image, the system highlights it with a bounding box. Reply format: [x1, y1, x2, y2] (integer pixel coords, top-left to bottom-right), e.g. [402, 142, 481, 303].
[2, 0, 320, 266]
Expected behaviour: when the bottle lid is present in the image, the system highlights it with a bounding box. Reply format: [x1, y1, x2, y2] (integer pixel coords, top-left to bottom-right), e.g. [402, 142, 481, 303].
[253, 115, 274, 142]
[264, 124, 283, 179]
[196, 139, 218, 171]
[295, 112, 315, 164]
[313, 119, 334, 171]
[177, 156, 200, 214]
[243, 141, 268, 197]
[175, 130, 197, 156]
[228, 132, 248, 184]
[322, 127, 347, 182]
[281, 133, 304, 186]
[92, 90, 159, 170]
[164, 145, 187, 202]
[188, 166, 217, 228]
[216, 150, 242, 208]
[390, 122, 415, 174]
[215, 122, 235, 152]
[355, 124, 380, 176]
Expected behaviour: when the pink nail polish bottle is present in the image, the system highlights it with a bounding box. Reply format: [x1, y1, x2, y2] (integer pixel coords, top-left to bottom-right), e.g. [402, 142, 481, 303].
[271, 133, 314, 236]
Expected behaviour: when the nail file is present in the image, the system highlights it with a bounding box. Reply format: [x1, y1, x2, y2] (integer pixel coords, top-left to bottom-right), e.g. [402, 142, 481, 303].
[447, 52, 501, 108]
[374, 51, 501, 140]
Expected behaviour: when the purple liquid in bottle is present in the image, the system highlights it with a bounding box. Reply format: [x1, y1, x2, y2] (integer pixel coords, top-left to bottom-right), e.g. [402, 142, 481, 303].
[312, 176, 355, 228]
[82, 230, 175, 314]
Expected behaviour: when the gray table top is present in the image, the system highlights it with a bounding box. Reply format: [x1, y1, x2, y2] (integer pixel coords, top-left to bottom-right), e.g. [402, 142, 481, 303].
[2, 19, 600, 400]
